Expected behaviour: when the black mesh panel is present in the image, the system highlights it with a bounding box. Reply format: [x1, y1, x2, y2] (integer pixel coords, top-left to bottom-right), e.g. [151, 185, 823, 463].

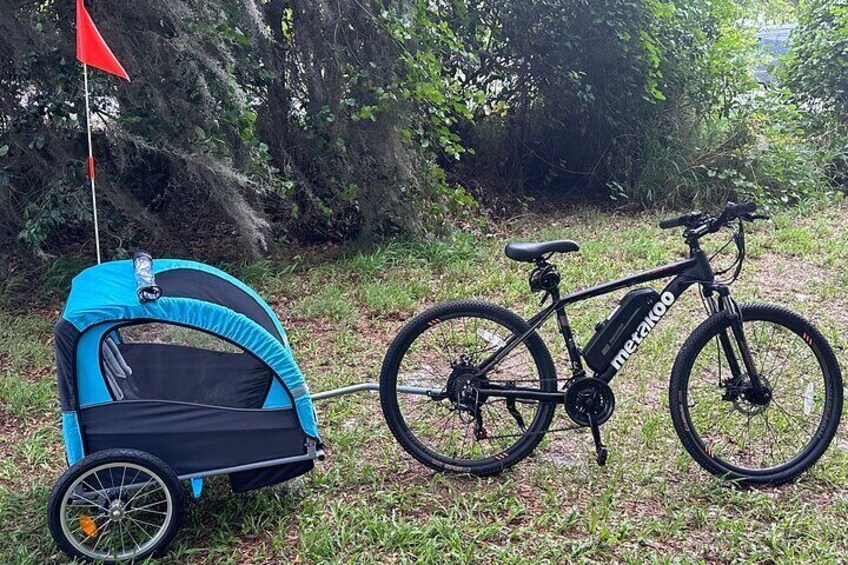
[54, 318, 81, 411]
[156, 269, 284, 343]
[116, 343, 273, 409]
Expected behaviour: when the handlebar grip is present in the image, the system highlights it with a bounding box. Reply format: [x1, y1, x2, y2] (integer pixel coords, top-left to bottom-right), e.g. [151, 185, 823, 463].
[712, 201, 758, 229]
[731, 201, 757, 216]
[660, 210, 703, 230]
[659, 216, 684, 229]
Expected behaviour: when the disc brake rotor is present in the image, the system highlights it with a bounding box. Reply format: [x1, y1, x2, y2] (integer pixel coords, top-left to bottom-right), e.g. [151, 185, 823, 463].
[729, 374, 772, 416]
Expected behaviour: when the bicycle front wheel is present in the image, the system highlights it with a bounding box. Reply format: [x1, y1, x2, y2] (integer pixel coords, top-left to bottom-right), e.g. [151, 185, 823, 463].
[670, 303, 843, 485]
[380, 300, 558, 476]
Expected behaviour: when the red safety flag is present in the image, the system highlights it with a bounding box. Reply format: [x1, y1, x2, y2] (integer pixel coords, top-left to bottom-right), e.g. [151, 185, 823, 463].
[76, 0, 130, 81]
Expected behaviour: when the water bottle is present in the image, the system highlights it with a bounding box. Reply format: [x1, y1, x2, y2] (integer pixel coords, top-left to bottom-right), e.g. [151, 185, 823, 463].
[133, 250, 162, 302]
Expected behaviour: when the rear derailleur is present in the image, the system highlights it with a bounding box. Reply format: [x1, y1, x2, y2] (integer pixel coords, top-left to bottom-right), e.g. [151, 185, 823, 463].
[564, 377, 616, 466]
[445, 363, 528, 442]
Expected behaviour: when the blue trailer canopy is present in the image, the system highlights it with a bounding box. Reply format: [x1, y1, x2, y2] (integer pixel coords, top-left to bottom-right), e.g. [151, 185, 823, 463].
[54, 258, 319, 482]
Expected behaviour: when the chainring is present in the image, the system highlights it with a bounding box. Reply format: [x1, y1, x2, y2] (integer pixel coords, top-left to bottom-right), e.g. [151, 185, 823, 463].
[564, 378, 616, 427]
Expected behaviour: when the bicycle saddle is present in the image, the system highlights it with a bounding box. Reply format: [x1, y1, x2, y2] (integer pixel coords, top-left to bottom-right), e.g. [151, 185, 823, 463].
[504, 240, 580, 262]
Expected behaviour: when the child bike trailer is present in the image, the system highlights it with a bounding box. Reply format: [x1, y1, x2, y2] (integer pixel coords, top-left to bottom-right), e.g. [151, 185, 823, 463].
[48, 254, 322, 562]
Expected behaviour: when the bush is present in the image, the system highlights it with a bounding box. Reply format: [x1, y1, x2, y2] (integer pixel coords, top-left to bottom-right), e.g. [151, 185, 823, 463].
[447, 0, 762, 205]
[779, 0, 848, 197]
[0, 1, 476, 260]
[782, 0, 848, 127]
[626, 90, 845, 208]
[1, 0, 842, 269]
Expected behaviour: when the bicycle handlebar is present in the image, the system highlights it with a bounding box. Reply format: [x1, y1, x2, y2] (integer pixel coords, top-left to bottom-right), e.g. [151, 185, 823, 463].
[659, 211, 703, 230]
[710, 201, 757, 230]
[659, 201, 766, 235]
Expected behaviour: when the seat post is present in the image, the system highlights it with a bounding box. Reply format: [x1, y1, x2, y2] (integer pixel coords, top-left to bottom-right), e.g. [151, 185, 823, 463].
[530, 261, 586, 379]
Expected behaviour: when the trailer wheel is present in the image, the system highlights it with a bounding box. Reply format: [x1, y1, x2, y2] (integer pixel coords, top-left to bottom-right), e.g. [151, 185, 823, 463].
[48, 449, 185, 563]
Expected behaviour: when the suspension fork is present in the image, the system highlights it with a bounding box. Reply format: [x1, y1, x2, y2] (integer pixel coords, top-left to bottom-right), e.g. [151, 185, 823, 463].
[709, 286, 769, 400]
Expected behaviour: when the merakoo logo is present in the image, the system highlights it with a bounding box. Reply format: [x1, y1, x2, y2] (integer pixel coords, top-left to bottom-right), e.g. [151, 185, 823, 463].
[611, 291, 676, 371]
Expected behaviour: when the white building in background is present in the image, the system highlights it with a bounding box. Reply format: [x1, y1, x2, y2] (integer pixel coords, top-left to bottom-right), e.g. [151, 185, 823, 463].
[755, 23, 797, 84]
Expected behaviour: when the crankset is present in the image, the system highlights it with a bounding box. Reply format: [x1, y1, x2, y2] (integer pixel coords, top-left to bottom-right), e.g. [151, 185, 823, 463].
[564, 378, 616, 466]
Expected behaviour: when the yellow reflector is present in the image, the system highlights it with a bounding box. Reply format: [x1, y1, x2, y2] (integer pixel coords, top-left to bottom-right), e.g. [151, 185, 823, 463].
[80, 515, 98, 537]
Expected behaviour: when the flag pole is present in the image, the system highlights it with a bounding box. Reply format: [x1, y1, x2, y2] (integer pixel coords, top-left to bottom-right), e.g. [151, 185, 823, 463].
[82, 62, 102, 264]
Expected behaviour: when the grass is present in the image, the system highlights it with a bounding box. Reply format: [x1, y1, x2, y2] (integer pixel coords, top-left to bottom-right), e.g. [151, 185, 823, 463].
[1, 203, 847, 563]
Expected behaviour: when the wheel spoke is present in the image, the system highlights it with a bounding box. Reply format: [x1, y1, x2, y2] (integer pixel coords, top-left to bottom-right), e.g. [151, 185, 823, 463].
[126, 514, 164, 531]
[116, 521, 127, 558]
[123, 520, 141, 554]
[679, 313, 831, 475]
[126, 500, 168, 514]
[69, 492, 110, 513]
[118, 465, 127, 500]
[58, 461, 173, 560]
[124, 478, 158, 506]
[392, 310, 554, 467]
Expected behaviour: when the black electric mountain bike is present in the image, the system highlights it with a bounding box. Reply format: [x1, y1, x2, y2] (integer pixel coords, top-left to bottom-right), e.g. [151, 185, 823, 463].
[379, 202, 843, 485]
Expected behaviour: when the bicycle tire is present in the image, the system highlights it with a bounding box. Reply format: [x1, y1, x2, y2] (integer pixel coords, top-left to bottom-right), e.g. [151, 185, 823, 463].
[669, 303, 842, 485]
[380, 300, 558, 476]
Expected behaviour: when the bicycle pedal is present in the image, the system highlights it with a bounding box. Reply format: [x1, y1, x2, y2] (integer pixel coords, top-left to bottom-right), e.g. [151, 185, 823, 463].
[596, 447, 608, 466]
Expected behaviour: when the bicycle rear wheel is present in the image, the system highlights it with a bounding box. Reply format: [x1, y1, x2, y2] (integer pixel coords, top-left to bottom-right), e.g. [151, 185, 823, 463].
[669, 304, 842, 485]
[380, 301, 558, 475]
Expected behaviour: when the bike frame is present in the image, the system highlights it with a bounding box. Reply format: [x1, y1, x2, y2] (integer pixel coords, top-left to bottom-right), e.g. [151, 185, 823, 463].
[472, 236, 764, 404]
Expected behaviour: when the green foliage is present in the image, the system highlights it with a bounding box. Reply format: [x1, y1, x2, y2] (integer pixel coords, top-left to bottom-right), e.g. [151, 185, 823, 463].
[778, 0, 848, 198]
[1, 0, 283, 256]
[0, 0, 844, 270]
[782, 0, 848, 125]
[381, 3, 481, 161]
[744, 0, 798, 23]
[739, 92, 839, 204]
[621, 89, 844, 207]
[1, 0, 482, 260]
[447, 0, 763, 203]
